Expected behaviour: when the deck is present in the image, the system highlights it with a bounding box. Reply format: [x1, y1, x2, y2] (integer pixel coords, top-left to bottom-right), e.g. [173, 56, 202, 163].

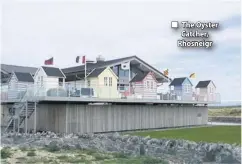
[1, 96, 216, 105]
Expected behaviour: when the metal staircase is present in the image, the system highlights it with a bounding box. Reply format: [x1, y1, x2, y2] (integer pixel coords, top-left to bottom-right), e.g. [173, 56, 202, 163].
[4, 88, 39, 133]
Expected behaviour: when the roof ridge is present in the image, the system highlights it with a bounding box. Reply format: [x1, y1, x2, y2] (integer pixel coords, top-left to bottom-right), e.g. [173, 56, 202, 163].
[1, 64, 37, 68]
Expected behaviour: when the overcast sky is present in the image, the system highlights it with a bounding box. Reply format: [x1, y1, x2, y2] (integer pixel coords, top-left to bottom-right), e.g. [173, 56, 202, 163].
[0, 0, 241, 101]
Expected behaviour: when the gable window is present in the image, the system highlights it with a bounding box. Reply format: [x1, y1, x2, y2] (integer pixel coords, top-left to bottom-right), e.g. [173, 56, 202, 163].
[109, 77, 112, 86]
[104, 77, 108, 86]
[147, 81, 150, 89]
[40, 76, 44, 87]
[210, 87, 213, 93]
[151, 81, 153, 89]
[184, 84, 190, 93]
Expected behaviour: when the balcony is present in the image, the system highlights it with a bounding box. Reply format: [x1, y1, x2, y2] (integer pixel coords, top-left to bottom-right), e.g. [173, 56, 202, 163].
[1, 82, 221, 104]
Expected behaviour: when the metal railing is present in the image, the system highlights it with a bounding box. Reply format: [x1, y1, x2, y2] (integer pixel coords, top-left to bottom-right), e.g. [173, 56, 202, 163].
[1, 81, 221, 103]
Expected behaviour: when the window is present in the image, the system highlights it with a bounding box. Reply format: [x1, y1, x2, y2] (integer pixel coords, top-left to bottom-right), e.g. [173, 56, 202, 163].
[112, 66, 118, 75]
[119, 69, 129, 77]
[147, 81, 150, 89]
[104, 77, 108, 86]
[151, 81, 153, 89]
[109, 77, 112, 86]
[184, 84, 190, 93]
[119, 84, 125, 90]
[40, 76, 44, 87]
[210, 87, 213, 93]
[87, 80, 90, 87]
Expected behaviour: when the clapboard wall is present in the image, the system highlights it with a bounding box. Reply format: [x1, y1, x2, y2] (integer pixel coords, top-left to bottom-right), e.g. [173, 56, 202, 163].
[29, 103, 208, 133]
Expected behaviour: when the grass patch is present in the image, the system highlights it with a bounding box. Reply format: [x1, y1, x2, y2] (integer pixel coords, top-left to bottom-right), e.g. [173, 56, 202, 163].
[19, 147, 28, 152]
[57, 155, 69, 160]
[102, 156, 168, 164]
[208, 108, 241, 117]
[143, 157, 168, 164]
[81, 148, 97, 155]
[112, 152, 127, 158]
[1, 147, 12, 159]
[45, 146, 60, 153]
[27, 150, 36, 156]
[66, 158, 87, 163]
[128, 126, 241, 144]
[26, 157, 57, 164]
[93, 153, 110, 161]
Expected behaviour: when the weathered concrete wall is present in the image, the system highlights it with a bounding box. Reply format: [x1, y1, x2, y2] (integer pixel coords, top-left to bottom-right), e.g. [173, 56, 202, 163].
[35, 104, 207, 133]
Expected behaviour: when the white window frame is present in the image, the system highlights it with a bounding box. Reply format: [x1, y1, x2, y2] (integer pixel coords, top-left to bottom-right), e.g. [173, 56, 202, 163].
[104, 77, 108, 86]
[184, 84, 190, 93]
[40, 76, 44, 87]
[147, 81, 150, 89]
[109, 77, 112, 86]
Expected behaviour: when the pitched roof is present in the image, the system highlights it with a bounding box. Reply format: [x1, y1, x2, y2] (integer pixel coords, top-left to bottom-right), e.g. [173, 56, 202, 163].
[130, 72, 149, 82]
[169, 77, 188, 86]
[61, 55, 169, 82]
[195, 80, 214, 88]
[1, 64, 37, 75]
[41, 66, 65, 78]
[14, 72, 34, 82]
[62, 56, 135, 74]
[1, 72, 10, 83]
[88, 67, 106, 78]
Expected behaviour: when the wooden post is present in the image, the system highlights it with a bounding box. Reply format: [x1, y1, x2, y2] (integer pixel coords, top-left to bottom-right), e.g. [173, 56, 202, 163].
[25, 101, 28, 134]
[34, 102, 37, 133]
[17, 116, 20, 133]
[65, 104, 68, 133]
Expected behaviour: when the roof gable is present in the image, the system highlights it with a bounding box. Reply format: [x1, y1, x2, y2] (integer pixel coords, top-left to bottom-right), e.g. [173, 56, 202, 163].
[88, 67, 106, 78]
[130, 72, 149, 83]
[14, 72, 34, 83]
[195, 80, 215, 88]
[41, 66, 66, 78]
[1, 64, 37, 75]
[169, 77, 186, 86]
[169, 77, 192, 86]
[61, 55, 169, 82]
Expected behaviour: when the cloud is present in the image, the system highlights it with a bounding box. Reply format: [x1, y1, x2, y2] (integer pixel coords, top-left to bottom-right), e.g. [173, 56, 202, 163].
[1, 0, 241, 101]
[213, 27, 241, 44]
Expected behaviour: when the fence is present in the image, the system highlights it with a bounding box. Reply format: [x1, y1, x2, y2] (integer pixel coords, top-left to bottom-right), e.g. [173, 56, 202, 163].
[1, 81, 221, 103]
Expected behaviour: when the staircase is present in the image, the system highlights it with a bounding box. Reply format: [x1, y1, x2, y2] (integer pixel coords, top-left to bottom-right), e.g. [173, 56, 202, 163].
[4, 88, 39, 133]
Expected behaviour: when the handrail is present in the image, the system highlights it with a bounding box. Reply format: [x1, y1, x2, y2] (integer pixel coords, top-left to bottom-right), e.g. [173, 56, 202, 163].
[4, 85, 43, 132]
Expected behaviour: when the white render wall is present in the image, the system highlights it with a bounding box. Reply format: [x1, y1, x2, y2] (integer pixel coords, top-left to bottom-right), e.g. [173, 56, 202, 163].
[34, 103, 208, 133]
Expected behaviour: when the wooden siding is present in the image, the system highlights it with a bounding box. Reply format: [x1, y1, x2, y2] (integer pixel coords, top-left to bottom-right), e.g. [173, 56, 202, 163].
[34, 67, 62, 96]
[31, 103, 208, 133]
[197, 82, 216, 101]
[8, 74, 34, 99]
[26, 104, 67, 133]
[132, 73, 157, 99]
[96, 68, 119, 98]
[170, 78, 193, 101]
[66, 68, 120, 98]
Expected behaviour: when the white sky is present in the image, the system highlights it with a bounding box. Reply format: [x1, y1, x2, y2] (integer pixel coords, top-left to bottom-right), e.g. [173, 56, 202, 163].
[0, 0, 241, 101]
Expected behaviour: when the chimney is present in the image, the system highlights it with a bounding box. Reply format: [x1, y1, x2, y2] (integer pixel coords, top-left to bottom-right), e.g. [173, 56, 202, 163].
[96, 55, 105, 63]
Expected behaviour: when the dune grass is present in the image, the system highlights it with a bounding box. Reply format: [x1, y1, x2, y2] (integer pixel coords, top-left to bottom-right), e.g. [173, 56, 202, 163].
[129, 126, 241, 145]
[208, 108, 241, 117]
